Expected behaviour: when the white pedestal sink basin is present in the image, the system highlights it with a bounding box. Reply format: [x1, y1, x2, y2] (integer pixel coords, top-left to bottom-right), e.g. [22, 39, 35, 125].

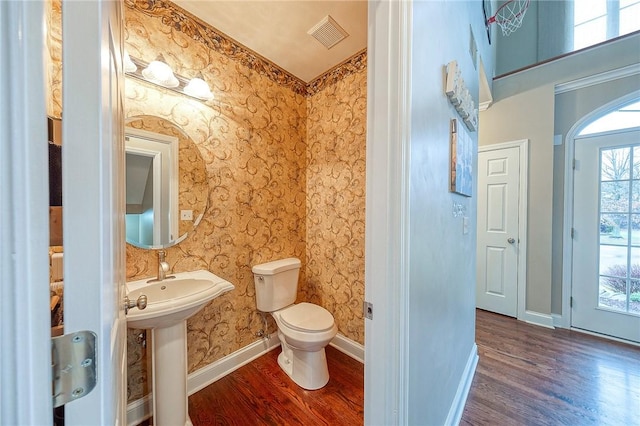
[126, 270, 234, 426]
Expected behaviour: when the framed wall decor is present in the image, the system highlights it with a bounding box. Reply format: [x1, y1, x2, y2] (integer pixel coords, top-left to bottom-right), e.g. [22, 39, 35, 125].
[450, 118, 473, 197]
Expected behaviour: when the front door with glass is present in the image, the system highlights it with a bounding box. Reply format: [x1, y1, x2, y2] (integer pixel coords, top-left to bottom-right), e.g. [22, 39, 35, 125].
[572, 129, 640, 343]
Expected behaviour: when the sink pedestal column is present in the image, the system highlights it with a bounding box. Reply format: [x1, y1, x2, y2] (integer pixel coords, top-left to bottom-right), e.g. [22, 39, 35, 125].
[151, 321, 192, 426]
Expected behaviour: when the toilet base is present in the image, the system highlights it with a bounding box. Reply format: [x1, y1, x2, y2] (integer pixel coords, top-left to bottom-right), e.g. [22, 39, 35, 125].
[277, 343, 330, 390]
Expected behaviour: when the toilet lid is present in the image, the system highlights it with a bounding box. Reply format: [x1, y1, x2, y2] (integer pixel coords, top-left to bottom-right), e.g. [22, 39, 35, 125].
[280, 303, 334, 332]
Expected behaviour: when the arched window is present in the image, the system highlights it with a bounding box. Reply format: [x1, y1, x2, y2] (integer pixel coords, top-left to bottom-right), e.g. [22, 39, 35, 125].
[579, 99, 640, 136]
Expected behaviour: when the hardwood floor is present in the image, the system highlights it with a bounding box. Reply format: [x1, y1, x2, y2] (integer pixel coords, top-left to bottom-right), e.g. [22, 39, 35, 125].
[186, 310, 639, 426]
[462, 309, 640, 426]
[188, 345, 364, 425]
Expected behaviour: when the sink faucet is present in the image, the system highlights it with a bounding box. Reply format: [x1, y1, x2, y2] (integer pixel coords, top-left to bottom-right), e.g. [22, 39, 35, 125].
[148, 250, 175, 283]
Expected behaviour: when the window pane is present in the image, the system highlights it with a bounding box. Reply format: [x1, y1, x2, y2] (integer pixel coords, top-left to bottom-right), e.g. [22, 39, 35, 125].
[599, 275, 628, 312]
[580, 101, 640, 135]
[631, 279, 640, 314]
[620, 0, 640, 8]
[633, 181, 640, 212]
[601, 147, 631, 181]
[620, 2, 640, 35]
[574, 17, 608, 49]
[575, 0, 607, 25]
[601, 181, 630, 212]
[632, 215, 640, 246]
[601, 213, 630, 245]
[600, 244, 628, 274]
[634, 146, 640, 179]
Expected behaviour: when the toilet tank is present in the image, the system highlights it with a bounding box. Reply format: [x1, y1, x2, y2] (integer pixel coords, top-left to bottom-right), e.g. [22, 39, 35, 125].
[252, 258, 301, 312]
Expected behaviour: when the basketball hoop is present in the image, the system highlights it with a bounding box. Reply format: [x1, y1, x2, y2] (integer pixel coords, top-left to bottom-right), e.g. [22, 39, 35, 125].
[486, 0, 531, 37]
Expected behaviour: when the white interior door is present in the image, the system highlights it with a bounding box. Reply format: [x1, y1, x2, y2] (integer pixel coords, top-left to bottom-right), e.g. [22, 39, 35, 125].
[572, 129, 640, 343]
[62, 1, 126, 424]
[476, 144, 521, 317]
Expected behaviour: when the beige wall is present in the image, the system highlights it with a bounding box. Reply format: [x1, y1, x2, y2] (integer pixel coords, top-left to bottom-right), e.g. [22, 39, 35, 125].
[479, 85, 556, 315]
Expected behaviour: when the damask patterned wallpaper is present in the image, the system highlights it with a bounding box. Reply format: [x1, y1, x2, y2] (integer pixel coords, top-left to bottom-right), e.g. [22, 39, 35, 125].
[46, 0, 366, 403]
[306, 71, 367, 345]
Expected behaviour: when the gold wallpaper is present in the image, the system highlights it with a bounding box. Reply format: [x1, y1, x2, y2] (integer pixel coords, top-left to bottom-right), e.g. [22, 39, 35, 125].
[306, 70, 367, 345]
[45, 0, 62, 118]
[46, 0, 366, 404]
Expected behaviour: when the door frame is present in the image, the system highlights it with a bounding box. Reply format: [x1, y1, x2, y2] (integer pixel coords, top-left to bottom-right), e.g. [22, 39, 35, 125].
[364, 0, 412, 423]
[562, 91, 640, 330]
[478, 139, 529, 321]
[0, 2, 51, 424]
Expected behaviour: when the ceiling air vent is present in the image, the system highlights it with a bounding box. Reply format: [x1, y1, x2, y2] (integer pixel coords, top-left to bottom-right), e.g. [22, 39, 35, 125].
[308, 15, 349, 49]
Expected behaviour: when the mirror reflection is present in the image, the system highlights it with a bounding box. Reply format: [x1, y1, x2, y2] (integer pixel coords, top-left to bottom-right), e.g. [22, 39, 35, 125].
[125, 116, 208, 249]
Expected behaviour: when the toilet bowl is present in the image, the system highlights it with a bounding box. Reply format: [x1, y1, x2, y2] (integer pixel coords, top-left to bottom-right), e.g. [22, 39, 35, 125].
[272, 302, 338, 390]
[252, 258, 338, 390]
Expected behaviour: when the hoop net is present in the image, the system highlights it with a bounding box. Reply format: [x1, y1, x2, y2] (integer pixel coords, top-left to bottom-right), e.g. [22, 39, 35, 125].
[487, 0, 531, 37]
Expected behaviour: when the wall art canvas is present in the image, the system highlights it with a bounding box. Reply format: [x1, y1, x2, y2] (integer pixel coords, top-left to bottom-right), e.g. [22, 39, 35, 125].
[450, 118, 473, 197]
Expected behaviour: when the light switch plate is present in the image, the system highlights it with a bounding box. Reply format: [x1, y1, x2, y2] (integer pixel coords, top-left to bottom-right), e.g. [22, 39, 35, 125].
[180, 210, 193, 220]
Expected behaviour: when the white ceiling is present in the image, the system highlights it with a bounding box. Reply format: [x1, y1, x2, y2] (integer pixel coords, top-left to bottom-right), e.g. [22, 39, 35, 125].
[173, 1, 368, 83]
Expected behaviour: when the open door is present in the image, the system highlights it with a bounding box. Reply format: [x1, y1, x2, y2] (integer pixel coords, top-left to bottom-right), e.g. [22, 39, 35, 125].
[62, 1, 126, 424]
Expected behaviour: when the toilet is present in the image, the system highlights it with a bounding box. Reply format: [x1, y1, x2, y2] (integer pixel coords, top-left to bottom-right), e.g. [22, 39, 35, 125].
[252, 257, 338, 390]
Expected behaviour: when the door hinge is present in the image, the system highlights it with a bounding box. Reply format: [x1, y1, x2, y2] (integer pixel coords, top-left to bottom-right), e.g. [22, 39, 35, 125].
[571, 228, 575, 239]
[363, 301, 373, 320]
[570, 296, 574, 308]
[52, 330, 97, 408]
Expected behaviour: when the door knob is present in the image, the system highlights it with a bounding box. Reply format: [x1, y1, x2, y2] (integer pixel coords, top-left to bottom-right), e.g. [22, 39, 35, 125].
[124, 294, 147, 314]
[507, 237, 516, 244]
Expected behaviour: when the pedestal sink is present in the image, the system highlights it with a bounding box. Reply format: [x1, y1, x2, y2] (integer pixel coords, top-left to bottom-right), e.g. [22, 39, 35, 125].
[126, 270, 234, 426]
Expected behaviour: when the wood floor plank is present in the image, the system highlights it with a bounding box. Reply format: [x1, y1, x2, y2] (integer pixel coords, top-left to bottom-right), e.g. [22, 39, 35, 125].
[183, 310, 639, 426]
[188, 345, 364, 426]
[463, 309, 640, 426]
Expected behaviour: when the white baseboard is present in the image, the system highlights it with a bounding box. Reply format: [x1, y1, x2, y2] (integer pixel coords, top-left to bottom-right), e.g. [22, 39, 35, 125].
[330, 333, 364, 363]
[126, 394, 151, 426]
[445, 343, 479, 426]
[126, 332, 365, 425]
[552, 313, 567, 328]
[188, 333, 281, 395]
[521, 310, 555, 329]
[126, 333, 280, 425]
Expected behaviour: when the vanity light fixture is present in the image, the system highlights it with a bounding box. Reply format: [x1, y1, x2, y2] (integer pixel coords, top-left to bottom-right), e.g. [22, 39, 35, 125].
[183, 72, 214, 101]
[125, 54, 215, 102]
[141, 54, 179, 88]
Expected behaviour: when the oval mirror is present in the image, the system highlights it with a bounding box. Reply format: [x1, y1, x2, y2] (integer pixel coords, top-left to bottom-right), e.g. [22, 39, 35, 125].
[125, 115, 208, 249]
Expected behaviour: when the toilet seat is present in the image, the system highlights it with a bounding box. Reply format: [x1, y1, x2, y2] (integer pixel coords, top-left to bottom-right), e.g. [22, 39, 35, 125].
[279, 302, 334, 332]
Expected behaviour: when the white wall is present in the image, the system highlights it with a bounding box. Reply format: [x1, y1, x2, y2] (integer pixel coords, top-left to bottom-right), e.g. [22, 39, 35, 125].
[409, 1, 492, 423]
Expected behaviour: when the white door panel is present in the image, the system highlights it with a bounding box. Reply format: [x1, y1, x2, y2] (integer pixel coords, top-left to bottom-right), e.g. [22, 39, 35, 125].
[63, 1, 125, 424]
[572, 129, 640, 343]
[477, 146, 520, 317]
